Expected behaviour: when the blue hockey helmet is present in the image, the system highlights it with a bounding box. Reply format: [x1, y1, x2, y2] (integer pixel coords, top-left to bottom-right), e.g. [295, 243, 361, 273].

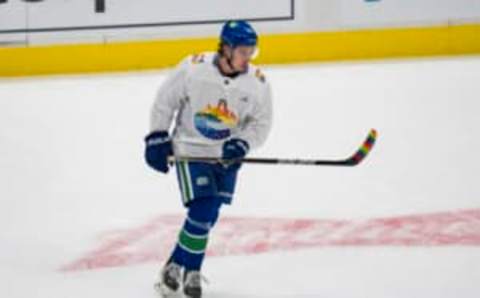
[220, 20, 258, 48]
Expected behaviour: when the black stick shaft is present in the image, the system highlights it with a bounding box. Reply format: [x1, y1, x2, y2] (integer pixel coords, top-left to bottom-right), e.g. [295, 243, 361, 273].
[169, 156, 354, 166]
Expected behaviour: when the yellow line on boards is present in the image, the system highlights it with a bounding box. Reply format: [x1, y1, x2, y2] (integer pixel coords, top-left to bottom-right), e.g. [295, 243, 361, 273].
[1, 23, 479, 77]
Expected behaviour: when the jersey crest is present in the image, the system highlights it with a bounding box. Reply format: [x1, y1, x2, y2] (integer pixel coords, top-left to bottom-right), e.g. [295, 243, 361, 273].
[194, 99, 238, 140]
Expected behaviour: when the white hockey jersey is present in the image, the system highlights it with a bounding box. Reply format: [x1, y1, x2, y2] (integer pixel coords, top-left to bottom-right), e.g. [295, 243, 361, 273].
[150, 52, 273, 158]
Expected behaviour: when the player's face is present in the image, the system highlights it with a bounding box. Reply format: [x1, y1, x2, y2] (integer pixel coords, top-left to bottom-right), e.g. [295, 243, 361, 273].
[229, 46, 257, 72]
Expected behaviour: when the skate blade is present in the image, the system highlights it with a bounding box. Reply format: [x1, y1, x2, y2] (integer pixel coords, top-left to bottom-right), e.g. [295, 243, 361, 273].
[154, 282, 182, 298]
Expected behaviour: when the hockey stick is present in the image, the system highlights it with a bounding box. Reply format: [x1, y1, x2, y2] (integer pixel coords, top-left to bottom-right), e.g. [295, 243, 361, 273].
[169, 129, 377, 167]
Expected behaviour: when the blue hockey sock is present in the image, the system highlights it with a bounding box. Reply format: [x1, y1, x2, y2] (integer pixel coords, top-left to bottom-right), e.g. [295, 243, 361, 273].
[170, 217, 210, 269]
[170, 197, 222, 270]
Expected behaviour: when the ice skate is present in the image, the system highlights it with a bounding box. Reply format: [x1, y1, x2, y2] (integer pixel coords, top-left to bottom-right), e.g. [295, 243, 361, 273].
[154, 262, 182, 297]
[183, 270, 203, 298]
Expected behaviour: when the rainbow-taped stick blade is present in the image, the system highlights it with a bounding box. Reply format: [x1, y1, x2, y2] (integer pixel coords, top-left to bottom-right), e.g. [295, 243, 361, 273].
[346, 129, 378, 166]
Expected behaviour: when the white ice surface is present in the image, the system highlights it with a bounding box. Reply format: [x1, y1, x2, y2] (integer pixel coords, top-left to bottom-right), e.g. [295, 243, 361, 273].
[1, 56, 480, 297]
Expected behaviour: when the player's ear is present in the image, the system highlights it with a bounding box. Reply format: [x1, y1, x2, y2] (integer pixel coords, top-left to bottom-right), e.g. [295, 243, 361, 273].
[217, 42, 225, 55]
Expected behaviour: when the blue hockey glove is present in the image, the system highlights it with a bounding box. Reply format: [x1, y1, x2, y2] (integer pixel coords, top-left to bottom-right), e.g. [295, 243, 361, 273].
[221, 138, 249, 171]
[144, 131, 172, 173]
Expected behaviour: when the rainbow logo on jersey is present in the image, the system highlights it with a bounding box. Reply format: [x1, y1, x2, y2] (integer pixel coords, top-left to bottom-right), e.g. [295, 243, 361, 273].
[194, 99, 238, 140]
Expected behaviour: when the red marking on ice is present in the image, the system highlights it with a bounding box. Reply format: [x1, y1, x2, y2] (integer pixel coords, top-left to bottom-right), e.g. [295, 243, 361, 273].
[61, 209, 480, 272]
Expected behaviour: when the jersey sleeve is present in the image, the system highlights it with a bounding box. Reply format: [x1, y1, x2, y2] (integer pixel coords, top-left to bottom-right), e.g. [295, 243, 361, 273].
[237, 81, 273, 150]
[149, 57, 190, 133]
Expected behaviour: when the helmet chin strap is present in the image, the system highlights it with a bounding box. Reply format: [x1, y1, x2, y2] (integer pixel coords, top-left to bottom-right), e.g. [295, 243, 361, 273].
[225, 48, 236, 72]
[222, 47, 241, 76]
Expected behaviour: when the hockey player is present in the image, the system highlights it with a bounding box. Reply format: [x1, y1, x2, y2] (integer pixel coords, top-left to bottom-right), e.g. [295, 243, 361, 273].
[144, 20, 273, 298]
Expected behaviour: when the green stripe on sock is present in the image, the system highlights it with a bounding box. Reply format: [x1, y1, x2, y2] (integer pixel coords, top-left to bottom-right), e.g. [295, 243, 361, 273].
[179, 229, 208, 253]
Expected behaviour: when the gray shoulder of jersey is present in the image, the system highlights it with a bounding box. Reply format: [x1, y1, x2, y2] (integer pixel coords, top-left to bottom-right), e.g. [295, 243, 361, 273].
[246, 64, 271, 97]
[181, 52, 216, 67]
[176, 52, 216, 78]
[248, 63, 267, 81]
